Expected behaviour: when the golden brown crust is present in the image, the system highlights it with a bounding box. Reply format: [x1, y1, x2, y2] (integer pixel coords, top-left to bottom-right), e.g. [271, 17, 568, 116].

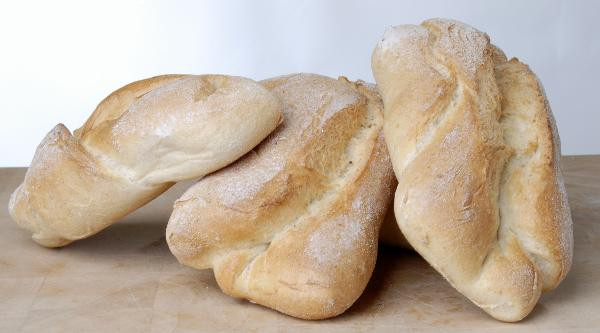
[74, 75, 187, 138]
[495, 59, 573, 290]
[9, 124, 168, 247]
[166, 74, 395, 319]
[9, 75, 283, 247]
[372, 18, 572, 321]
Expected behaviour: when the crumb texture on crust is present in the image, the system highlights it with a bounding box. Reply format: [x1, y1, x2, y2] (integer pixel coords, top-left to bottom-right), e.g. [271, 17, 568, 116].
[8, 75, 283, 247]
[167, 74, 395, 320]
[372, 18, 573, 321]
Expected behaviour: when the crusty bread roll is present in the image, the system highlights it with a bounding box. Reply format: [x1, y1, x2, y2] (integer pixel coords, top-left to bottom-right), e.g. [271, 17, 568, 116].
[372, 19, 573, 321]
[9, 75, 282, 247]
[166, 73, 395, 319]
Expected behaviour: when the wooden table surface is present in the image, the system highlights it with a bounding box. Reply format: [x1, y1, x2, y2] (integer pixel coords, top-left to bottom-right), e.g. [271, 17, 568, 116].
[1, 155, 598, 332]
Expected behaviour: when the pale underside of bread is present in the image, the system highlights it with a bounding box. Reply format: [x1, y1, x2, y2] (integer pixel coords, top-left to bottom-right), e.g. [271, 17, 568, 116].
[379, 201, 411, 249]
[166, 74, 395, 320]
[9, 75, 282, 247]
[372, 19, 572, 321]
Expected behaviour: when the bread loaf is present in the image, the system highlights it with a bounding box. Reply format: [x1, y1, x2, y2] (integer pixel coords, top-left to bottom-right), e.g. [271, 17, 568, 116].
[166, 73, 395, 319]
[372, 19, 573, 321]
[9, 75, 282, 247]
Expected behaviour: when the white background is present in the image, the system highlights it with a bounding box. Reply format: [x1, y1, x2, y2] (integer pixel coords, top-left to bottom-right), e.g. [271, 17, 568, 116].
[0, 0, 598, 166]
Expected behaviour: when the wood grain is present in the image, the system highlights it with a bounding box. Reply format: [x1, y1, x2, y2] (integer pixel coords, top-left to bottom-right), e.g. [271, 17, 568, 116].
[1, 155, 598, 332]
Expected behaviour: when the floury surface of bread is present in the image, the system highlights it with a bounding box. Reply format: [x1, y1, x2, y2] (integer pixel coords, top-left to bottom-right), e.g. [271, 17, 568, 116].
[372, 19, 573, 321]
[166, 74, 395, 320]
[9, 75, 283, 247]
